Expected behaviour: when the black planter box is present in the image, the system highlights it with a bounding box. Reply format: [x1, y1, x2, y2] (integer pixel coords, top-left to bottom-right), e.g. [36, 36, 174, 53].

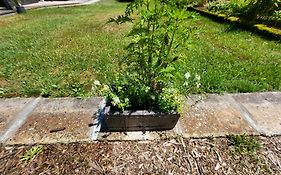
[104, 106, 180, 131]
[16, 6, 26, 13]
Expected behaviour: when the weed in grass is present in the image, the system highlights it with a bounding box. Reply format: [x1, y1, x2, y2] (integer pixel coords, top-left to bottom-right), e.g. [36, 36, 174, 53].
[228, 134, 261, 156]
[0, 88, 4, 95]
[20, 145, 43, 162]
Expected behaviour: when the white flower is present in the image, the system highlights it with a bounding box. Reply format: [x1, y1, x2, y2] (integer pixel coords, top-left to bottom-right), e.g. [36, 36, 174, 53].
[93, 80, 101, 86]
[112, 96, 120, 106]
[92, 80, 101, 92]
[184, 72, 191, 80]
[195, 74, 201, 81]
[145, 86, 150, 93]
[102, 85, 109, 91]
[196, 82, 201, 88]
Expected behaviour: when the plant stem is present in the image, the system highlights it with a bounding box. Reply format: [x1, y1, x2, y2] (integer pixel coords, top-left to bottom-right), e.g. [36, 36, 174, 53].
[166, 21, 178, 64]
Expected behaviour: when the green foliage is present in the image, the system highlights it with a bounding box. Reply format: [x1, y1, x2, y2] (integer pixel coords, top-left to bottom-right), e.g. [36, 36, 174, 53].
[99, 0, 198, 112]
[228, 135, 261, 155]
[206, 0, 252, 15]
[204, 0, 281, 23]
[186, 0, 208, 7]
[20, 145, 43, 162]
[273, 9, 281, 20]
[158, 87, 184, 112]
[242, 0, 281, 19]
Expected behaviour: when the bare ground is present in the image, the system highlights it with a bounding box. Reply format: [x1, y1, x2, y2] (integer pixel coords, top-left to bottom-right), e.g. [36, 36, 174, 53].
[0, 136, 281, 175]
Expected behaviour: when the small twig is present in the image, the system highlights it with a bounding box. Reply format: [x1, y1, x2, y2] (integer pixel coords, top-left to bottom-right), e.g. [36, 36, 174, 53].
[0, 152, 16, 160]
[93, 160, 104, 173]
[214, 150, 222, 162]
[180, 137, 186, 148]
[267, 151, 281, 171]
[50, 127, 66, 133]
[183, 155, 193, 173]
[190, 151, 204, 175]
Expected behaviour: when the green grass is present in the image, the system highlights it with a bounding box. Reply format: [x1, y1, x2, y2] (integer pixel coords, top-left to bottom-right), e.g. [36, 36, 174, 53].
[0, 0, 280, 97]
[20, 145, 43, 162]
[0, 0, 131, 97]
[186, 18, 281, 93]
[228, 135, 261, 156]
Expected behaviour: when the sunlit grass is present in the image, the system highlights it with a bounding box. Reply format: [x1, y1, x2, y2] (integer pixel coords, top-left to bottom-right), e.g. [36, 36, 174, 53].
[0, 0, 131, 97]
[0, 0, 280, 97]
[186, 18, 281, 93]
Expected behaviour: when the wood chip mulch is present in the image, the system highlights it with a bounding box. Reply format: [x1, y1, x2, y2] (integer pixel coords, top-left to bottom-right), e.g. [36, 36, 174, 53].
[0, 136, 281, 175]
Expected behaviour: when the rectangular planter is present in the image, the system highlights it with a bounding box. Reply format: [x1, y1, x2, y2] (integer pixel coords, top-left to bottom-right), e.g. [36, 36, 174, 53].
[104, 106, 180, 131]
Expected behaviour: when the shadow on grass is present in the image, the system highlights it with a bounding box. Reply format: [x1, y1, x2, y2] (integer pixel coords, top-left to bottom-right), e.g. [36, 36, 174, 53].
[186, 7, 281, 42]
[224, 24, 281, 42]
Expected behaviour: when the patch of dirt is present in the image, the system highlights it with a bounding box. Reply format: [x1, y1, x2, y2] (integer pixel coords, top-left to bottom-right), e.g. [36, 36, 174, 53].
[0, 79, 10, 87]
[0, 78, 21, 98]
[103, 22, 131, 34]
[0, 136, 281, 174]
[0, 15, 24, 28]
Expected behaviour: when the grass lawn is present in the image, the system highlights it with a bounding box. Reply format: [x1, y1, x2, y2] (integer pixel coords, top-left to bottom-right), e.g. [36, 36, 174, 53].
[0, 0, 280, 97]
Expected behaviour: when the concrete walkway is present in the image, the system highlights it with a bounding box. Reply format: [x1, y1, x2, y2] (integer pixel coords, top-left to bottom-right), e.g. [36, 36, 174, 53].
[23, 0, 100, 10]
[0, 9, 14, 16]
[0, 92, 280, 145]
[0, 0, 100, 16]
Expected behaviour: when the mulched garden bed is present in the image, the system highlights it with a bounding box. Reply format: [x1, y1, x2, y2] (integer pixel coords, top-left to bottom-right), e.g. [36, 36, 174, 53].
[1, 136, 281, 174]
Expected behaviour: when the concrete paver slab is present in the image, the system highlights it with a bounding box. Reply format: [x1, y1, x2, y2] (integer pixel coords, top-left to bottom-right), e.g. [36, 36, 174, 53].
[0, 10, 15, 16]
[6, 97, 102, 145]
[233, 92, 281, 136]
[1, 92, 280, 144]
[0, 98, 34, 136]
[181, 95, 257, 138]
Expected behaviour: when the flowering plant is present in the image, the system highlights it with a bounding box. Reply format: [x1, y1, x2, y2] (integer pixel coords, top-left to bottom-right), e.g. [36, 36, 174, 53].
[93, 0, 199, 113]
